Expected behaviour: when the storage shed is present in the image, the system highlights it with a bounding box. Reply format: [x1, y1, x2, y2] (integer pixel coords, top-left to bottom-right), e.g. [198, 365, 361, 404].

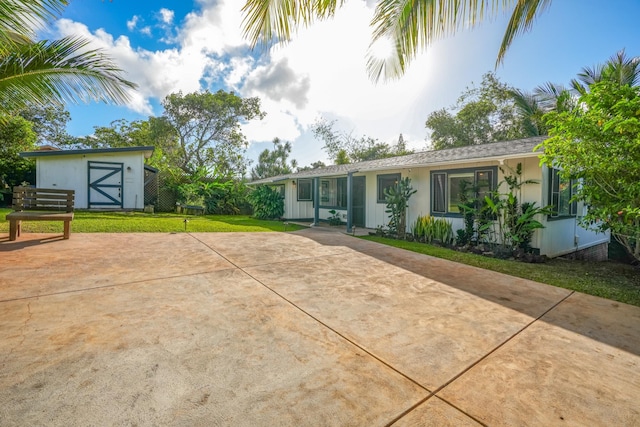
[21, 146, 155, 210]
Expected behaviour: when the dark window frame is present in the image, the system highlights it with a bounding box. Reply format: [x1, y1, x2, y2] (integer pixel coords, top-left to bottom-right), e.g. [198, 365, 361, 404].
[319, 177, 348, 208]
[297, 178, 313, 201]
[548, 168, 577, 219]
[377, 173, 401, 203]
[430, 167, 498, 217]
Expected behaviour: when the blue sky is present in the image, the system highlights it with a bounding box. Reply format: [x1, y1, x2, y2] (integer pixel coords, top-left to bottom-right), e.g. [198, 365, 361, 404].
[50, 0, 640, 168]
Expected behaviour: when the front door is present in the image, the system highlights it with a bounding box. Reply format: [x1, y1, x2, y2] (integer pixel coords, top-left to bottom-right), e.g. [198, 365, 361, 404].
[88, 161, 123, 208]
[351, 176, 366, 227]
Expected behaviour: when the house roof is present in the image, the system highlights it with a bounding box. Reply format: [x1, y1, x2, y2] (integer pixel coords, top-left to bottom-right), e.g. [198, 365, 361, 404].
[250, 136, 547, 185]
[21, 146, 155, 159]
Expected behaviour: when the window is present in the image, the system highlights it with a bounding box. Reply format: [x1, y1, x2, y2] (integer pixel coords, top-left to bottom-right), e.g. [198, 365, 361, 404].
[549, 168, 576, 218]
[297, 179, 313, 201]
[377, 173, 400, 203]
[320, 178, 347, 208]
[431, 167, 496, 215]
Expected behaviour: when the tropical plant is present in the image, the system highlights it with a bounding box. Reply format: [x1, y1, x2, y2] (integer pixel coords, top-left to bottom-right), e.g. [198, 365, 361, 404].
[412, 215, 454, 245]
[482, 163, 552, 253]
[327, 209, 343, 225]
[241, 0, 553, 81]
[248, 185, 285, 219]
[384, 176, 416, 238]
[0, 0, 136, 115]
[540, 80, 640, 263]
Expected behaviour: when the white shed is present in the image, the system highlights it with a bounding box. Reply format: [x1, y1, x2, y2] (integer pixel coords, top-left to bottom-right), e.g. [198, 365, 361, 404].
[21, 146, 154, 210]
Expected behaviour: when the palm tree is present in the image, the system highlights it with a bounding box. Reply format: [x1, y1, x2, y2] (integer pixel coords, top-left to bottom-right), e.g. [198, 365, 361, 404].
[241, 0, 552, 81]
[571, 49, 640, 94]
[0, 0, 136, 115]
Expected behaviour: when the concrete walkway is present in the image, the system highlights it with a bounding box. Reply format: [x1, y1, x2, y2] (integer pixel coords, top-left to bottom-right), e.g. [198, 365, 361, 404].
[0, 229, 638, 426]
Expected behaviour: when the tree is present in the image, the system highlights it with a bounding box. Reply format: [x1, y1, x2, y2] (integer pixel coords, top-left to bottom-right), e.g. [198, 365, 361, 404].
[17, 102, 72, 146]
[0, 114, 36, 189]
[539, 81, 640, 263]
[0, 0, 137, 115]
[313, 118, 413, 163]
[160, 90, 265, 177]
[241, 0, 553, 81]
[251, 138, 298, 180]
[425, 72, 530, 149]
[297, 160, 327, 171]
[512, 50, 639, 135]
[71, 118, 181, 172]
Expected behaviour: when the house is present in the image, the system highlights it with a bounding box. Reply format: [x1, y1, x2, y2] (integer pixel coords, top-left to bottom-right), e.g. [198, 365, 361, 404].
[250, 137, 609, 260]
[21, 146, 155, 210]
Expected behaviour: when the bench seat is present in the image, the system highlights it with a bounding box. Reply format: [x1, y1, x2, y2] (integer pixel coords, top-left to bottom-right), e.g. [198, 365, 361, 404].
[6, 187, 75, 241]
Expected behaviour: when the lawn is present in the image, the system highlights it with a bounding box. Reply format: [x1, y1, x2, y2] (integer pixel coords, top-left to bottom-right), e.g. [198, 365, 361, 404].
[362, 235, 640, 307]
[0, 209, 304, 233]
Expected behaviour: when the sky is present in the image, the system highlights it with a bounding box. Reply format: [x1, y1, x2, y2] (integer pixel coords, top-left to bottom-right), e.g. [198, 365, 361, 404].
[49, 0, 640, 169]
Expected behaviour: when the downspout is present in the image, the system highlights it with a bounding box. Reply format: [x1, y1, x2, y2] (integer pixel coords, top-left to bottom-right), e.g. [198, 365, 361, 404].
[313, 177, 320, 226]
[346, 172, 353, 233]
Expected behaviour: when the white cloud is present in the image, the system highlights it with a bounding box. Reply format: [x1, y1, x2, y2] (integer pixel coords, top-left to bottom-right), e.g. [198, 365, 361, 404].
[140, 26, 152, 36]
[159, 8, 175, 25]
[126, 15, 138, 31]
[53, 0, 504, 165]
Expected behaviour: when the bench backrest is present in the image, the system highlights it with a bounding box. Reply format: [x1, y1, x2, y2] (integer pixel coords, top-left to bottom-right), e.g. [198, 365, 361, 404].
[12, 186, 75, 212]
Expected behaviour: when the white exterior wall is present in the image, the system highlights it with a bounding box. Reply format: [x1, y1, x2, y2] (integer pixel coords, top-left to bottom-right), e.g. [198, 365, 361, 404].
[281, 180, 314, 220]
[36, 152, 147, 209]
[279, 155, 608, 257]
[536, 163, 609, 257]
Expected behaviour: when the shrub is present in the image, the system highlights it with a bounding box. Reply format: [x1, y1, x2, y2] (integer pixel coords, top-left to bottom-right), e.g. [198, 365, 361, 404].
[248, 185, 284, 219]
[412, 215, 455, 246]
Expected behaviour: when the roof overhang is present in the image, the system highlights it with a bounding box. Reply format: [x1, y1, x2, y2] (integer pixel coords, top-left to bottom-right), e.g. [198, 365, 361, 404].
[21, 146, 155, 159]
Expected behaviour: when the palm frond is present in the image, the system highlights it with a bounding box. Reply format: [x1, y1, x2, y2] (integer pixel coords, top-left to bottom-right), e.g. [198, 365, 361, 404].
[241, 0, 342, 48]
[367, 0, 544, 82]
[496, 0, 551, 66]
[0, 0, 68, 44]
[0, 36, 137, 114]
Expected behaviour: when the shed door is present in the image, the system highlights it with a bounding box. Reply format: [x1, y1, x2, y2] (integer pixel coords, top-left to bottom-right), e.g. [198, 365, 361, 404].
[88, 161, 123, 208]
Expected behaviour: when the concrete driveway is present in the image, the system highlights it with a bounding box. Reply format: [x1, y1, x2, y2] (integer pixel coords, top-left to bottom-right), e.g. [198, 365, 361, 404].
[1, 229, 638, 426]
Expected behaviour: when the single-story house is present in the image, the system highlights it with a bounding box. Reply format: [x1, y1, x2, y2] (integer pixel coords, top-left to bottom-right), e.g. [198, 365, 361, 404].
[21, 146, 155, 210]
[250, 137, 609, 260]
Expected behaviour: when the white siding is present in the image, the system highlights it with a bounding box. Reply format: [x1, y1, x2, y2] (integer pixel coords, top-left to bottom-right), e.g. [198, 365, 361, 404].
[36, 152, 146, 209]
[280, 155, 609, 258]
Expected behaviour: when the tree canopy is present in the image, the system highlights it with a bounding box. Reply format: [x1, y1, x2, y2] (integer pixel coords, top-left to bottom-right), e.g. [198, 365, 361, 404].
[540, 80, 640, 262]
[425, 72, 532, 150]
[251, 138, 298, 180]
[313, 118, 412, 163]
[160, 90, 265, 178]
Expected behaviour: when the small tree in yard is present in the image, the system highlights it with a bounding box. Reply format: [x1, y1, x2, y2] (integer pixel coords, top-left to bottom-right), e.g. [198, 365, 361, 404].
[384, 177, 416, 239]
[540, 81, 640, 263]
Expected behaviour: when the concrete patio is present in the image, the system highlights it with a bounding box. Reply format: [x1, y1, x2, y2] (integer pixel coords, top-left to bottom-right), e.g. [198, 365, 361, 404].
[0, 229, 638, 426]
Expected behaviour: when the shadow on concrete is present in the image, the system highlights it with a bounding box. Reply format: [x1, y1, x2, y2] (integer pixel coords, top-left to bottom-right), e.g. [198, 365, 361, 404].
[294, 228, 640, 358]
[0, 234, 67, 251]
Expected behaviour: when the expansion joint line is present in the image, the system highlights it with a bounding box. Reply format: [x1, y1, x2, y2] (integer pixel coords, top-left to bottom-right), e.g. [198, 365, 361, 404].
[188, 234, 430, 391]
[390, 291, 576, 426]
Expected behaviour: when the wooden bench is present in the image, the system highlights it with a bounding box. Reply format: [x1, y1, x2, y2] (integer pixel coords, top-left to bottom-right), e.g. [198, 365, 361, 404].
[5, 187, 75, 241]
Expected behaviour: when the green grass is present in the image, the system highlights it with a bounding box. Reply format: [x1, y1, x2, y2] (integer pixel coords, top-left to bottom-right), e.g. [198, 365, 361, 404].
[362, 235, 640, 307]
[0, 209, 304, 233]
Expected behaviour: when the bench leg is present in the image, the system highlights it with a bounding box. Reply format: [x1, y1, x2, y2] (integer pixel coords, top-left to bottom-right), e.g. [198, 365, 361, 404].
[9, 220, 20, 241]
[63, 221, 71, 239]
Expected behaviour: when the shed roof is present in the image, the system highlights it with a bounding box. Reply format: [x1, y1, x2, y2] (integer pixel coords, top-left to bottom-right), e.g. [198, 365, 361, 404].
[250, 136, 546, 184]
[21, 146, 155, 159]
